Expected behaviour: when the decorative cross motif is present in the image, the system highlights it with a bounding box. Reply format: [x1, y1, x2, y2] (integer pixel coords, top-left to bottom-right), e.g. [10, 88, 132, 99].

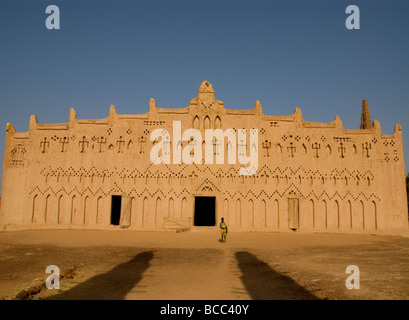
[117, 136, 125, 153]
[96, 137, 107, 153]
[40, 137, 50, 153]
[238, 139, 247, 157]
[138, 136, 147, 153]
[287, 142, 296, 157]
[363, 142, 371, 157]
[79, 136, 89, 153]
[188, 137, 196, 155]
[59, 137, 69, 152]
[213, 138, 221, 155]
[312, 142, 321, 158]
[338, 142, 346, 158]
[262, 140, 271, 157]
[163, 135, 171, 156]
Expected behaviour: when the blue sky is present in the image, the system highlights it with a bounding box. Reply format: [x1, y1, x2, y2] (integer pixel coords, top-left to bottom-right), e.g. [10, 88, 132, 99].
[0, 0, 408, 191]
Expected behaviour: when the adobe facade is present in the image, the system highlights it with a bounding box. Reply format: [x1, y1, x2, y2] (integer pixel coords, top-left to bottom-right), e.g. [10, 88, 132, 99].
[0, 81, 407, 232]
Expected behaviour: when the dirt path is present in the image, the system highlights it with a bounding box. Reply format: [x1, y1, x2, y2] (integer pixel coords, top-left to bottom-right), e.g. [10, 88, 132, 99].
[1, 229, 409, 300]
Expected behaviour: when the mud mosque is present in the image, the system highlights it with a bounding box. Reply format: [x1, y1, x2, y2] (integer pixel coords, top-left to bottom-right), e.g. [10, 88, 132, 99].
[0, 81, 407, 232]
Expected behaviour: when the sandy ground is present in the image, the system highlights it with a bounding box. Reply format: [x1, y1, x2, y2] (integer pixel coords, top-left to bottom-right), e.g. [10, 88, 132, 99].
[1, 228, 409, 300]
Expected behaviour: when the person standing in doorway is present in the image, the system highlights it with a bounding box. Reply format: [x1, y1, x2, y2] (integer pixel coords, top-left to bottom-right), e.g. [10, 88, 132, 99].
[220, 217, 228, 242]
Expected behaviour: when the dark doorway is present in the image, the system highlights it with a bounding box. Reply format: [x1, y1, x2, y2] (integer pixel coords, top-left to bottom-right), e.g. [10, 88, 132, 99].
[111, 195, 122, 225]
[194, 196, 216, 226]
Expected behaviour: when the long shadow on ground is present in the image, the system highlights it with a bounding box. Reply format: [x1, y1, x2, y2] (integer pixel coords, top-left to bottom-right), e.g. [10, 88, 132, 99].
[46, 251, 154, 300]
[235, 251, 319, 300]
